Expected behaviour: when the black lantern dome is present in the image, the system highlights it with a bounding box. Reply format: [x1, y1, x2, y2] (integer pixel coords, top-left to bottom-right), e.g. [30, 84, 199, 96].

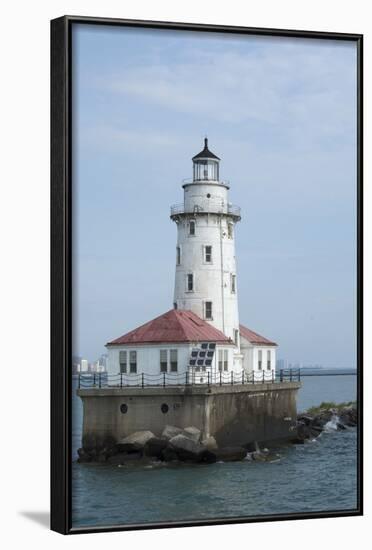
[192, 138, 220, 182]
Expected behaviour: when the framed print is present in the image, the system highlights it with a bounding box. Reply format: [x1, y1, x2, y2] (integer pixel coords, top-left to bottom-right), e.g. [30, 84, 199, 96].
[51, 15, 363, 534]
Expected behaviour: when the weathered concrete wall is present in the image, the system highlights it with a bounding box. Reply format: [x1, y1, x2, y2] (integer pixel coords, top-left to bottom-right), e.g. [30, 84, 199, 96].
[77, 382, 300, 450]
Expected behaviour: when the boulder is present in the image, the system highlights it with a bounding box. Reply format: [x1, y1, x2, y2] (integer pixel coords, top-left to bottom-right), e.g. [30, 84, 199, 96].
[197, 450, 217, 464]
[161, 447, 179, 462]
[201, 436, 218, 451]
[339, 408, 357, 427]
[316, 410, 334, 425]
[144, 437, 169, 458]
[291, 437, 305, 445]
[244, 441, 260, 453]
[291, 421, 313, 444]
[183, 426, 201, 443]
[117, 430, 155, 453]
[297, 414, 314, 426]
[77, 448, 91, 463]
[213, 446, 247, 462]
[107, 452, 143, 465]
[97, 453, 108, 463]
[296, 422, 311, 440]
[251, 449, 281, 462]
[251, 451, 266, 461]
[161, 425, 185, 440]
[82, 433, 116, 453]
[98, 446, 117, 461]
[169, 434, 206, 461]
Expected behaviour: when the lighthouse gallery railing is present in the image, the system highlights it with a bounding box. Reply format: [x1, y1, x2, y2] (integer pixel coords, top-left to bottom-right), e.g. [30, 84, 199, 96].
[77, 369, 301, 389]
[170, 202, 241, 218]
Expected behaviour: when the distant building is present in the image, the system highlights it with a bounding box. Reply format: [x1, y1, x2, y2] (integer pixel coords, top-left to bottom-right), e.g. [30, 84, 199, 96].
[276, 358, 287, 370]
[72, 355, 82, 375]
[80, 359, 89, 372]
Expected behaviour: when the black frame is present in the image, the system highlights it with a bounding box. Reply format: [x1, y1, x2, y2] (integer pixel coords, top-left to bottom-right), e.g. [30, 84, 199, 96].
[51, 15, 363, 535]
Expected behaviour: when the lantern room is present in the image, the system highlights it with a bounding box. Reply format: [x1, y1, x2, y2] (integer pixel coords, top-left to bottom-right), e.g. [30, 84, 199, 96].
[192, 138, 220, 182]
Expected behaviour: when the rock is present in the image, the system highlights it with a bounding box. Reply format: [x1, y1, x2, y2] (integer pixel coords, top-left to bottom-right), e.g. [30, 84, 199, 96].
[244, 441, 260, 453]
[197, 450, 217, 464]
[201, 436, 218, 451]
[97, 453, 108, 463]
[144, 437, 169, 458]
[161, 425, 185, 440]
[251, 449, 281, 462]
[311, 416, 326, 429]
[82, 433, 117, 453]
[291, 437, 305, 445]
[290, 421, 316, 444]
[213, 446, 247, 462]
[169, 434, 206, 461]
[339, 408, 357, 427]
[77, 448, 91, 463]
[336, 422, 347, 431]
[296, 422, 312, 440]
[251, 451, 266, 461]
[297, 414, 314, 426]
[99, 446, 117, 460]
[117, 431, 155, 453]
[183, 426, 201, 443]
[308, 424, 323, 439]
[107, 452, 143, 465]
[161, 447, 179, 462]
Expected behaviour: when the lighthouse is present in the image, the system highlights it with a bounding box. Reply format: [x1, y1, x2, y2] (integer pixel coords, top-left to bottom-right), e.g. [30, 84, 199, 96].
[106, 139, 277, 381]
[78, 139, 300, 460]
[171, 139, 242, 356]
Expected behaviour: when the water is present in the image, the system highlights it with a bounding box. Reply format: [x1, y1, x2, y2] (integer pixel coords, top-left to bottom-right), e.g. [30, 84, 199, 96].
[71, 373, 357, 528]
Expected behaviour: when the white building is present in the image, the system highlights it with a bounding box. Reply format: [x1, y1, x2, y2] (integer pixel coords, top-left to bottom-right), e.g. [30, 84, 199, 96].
[80, 359, 89, 373]
[106, 139, 277, 383]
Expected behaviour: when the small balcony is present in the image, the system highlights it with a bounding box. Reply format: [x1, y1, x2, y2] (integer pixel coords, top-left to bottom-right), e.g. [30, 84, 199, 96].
[170, 201, 241, 221]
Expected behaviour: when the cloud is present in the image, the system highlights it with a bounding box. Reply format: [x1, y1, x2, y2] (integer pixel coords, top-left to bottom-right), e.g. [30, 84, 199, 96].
[99, 39, 356, 142]
[82, 125, 178, 151]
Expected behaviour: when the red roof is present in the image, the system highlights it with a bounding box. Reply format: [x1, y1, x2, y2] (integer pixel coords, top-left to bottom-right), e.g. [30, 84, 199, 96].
[107, 309, 232, 346]
[239, 324, 277, 346]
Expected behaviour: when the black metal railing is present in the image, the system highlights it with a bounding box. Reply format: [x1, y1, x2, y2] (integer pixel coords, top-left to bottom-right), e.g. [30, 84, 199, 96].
[170, 202, 241, 218]
[77, 369, 300, 389]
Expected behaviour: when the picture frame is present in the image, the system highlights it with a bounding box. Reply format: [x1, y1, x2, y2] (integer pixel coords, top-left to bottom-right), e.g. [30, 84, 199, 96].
[51, 15, 363, 534]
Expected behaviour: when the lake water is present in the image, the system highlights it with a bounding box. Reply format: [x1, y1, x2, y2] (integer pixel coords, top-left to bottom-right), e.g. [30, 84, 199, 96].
[71, 372, 358, 528]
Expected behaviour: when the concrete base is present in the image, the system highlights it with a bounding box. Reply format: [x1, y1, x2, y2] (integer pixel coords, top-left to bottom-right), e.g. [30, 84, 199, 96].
[77, 382, 301, 450]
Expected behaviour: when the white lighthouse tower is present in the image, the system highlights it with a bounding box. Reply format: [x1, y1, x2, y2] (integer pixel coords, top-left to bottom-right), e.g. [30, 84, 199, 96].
[171, 138, 242, 356]
[106, 138, 277, 382]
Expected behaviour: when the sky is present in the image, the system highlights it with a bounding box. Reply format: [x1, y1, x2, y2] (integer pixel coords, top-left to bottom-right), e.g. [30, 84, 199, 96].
[72, 24, 357, 368]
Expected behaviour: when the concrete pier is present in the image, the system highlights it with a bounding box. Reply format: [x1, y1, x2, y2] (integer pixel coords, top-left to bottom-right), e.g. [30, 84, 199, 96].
[77, 382, 301, 450]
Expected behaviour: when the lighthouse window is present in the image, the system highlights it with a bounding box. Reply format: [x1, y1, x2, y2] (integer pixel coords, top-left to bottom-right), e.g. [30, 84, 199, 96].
[231, 274, 236, 293]
[228, 223, 234, 239]
[119, 351, 127, 373]
[160, 350, 168, 373]
[205, 245, 212, 263]
[219, 350, 228, 371]
[170, 349, 178, 372]
[224, 350, 228, 371]
[267, 350, 272, 370]
[205, 301, 213, 320]
[176, 246, 181, 265]
[187, 273, 194, 291]
[129, 351, 137, 373]
[189, 220, 195, 236]
[218, 350, 223, 372]
[258, 350, 263, 370]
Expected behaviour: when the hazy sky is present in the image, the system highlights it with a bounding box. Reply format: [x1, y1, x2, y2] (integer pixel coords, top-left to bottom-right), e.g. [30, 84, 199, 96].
[72, 24, 357, 368]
